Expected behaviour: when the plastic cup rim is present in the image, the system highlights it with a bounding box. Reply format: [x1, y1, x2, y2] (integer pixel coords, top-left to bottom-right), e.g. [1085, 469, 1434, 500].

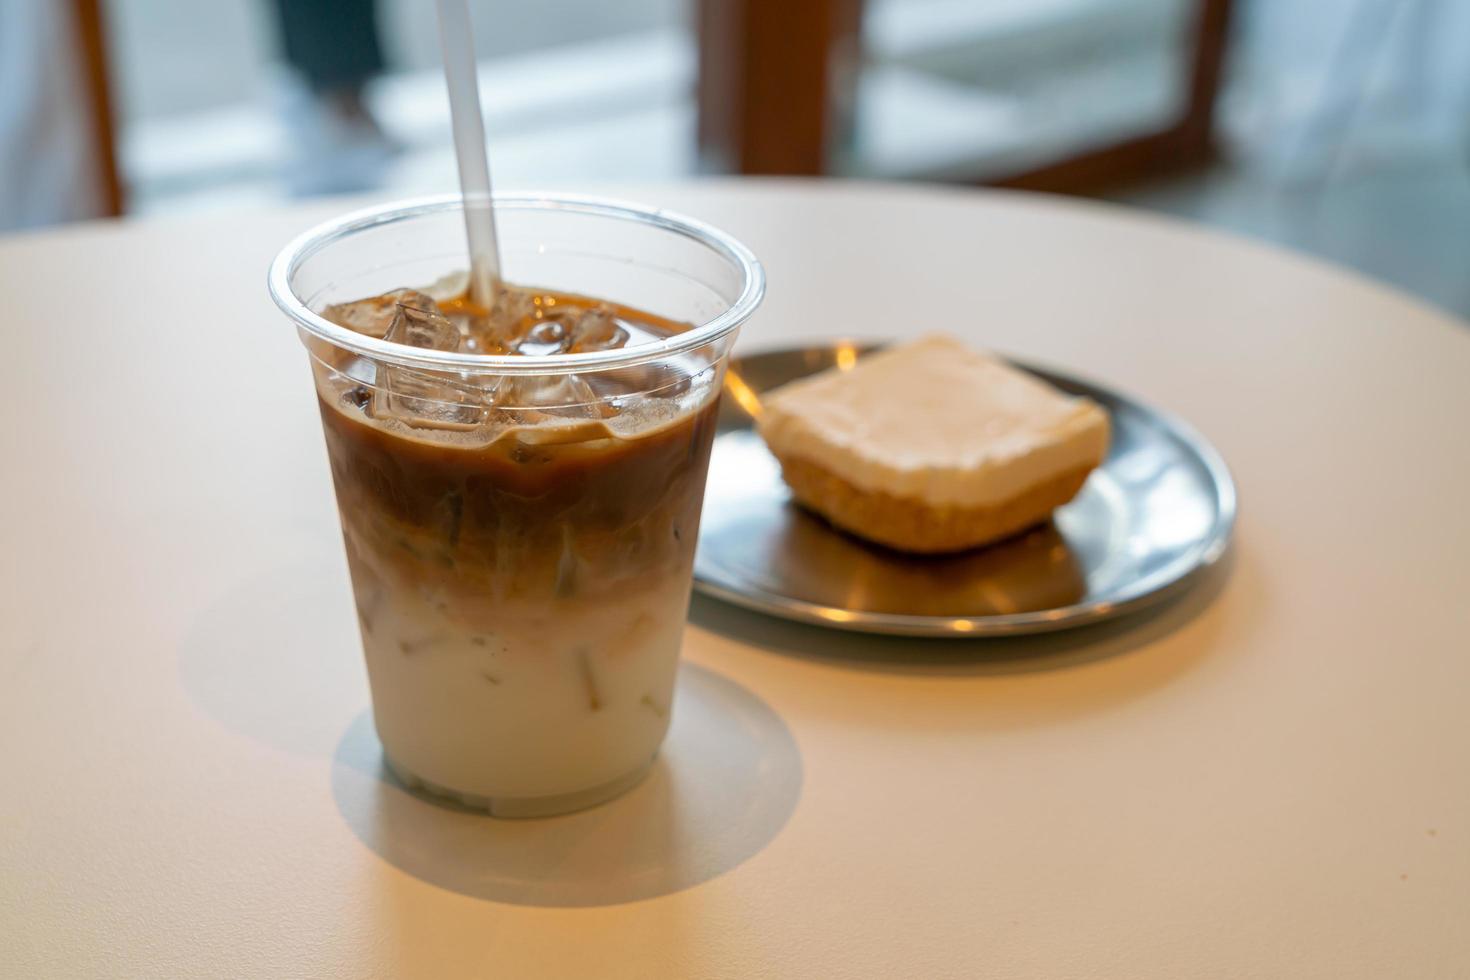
[267, 192, 766, 375]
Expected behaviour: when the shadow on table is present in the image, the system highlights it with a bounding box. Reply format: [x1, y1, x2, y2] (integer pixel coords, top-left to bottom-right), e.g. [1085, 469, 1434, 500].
[690, 549, 1235, 678]
[331, 662, 802, 907]
[178, 556, 365, 759]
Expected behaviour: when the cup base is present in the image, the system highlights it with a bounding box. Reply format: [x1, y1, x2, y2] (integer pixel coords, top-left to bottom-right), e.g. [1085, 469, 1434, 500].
[383, 753, 656, 818]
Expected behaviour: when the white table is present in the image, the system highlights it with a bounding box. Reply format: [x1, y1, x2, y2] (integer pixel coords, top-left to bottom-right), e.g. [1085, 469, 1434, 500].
[3, 180, 1467, 979]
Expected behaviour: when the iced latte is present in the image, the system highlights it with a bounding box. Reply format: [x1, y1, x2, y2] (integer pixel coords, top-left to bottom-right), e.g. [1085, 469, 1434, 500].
[270, 197, 763, 815]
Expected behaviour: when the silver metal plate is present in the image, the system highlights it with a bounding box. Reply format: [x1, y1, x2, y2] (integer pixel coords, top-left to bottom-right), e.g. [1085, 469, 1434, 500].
[693, 343, 1236, 637]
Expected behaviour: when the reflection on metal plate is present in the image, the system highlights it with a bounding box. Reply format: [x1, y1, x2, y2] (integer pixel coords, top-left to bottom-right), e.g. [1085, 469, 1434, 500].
[694, 343, 1235, 637]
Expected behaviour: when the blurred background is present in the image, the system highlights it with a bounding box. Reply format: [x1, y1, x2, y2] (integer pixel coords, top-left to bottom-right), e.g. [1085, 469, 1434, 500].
[3, 0, 1468, 316]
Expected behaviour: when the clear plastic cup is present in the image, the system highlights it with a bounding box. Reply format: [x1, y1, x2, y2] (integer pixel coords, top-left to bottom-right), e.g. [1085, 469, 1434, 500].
[269, 195, 764, 816]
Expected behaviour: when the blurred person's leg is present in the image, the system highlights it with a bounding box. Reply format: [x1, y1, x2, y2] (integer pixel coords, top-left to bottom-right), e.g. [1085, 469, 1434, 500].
[0, 1, 106, 230]
[268, 0, 397, 196]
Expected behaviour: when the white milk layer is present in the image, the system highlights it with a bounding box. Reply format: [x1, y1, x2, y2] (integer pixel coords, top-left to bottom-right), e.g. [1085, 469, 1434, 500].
[357, 569, 687, 801]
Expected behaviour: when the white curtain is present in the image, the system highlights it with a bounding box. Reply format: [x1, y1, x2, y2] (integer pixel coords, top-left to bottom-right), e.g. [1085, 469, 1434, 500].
[1223, 0, 1470, 179]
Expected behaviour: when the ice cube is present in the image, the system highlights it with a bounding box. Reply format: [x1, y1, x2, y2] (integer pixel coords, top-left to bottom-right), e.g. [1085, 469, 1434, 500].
[553, 523, 582, 597]
[565, 305, 630, 353]
[482, 287, 539, 351]
[422, 270, 469, 303]
[372, 303, 486, 429]
[514, 319, 568, 356]
[450, 285, 537, 354]
[373, 367, 488, 430]
[321, 289, 437, 339]
[493, 284, 538, 323]
[494, 373, 598, 411]
[383, 302, 462, 352]
[492, 373, 620, 430]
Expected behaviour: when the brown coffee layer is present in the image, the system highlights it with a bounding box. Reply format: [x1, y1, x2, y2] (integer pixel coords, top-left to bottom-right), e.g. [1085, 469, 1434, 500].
[320, 397, 718, 605]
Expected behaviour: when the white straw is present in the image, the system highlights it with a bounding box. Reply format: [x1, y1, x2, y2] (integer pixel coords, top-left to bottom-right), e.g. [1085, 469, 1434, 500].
[434, 0, 501, 310]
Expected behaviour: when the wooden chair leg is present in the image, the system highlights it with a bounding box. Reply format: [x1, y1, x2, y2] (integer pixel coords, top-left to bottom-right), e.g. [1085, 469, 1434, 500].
[994, 0, 1236, 193]
[71, 0, 125, 217]
[696, 0, 1235, 193]
[696, 0, 863, 176]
